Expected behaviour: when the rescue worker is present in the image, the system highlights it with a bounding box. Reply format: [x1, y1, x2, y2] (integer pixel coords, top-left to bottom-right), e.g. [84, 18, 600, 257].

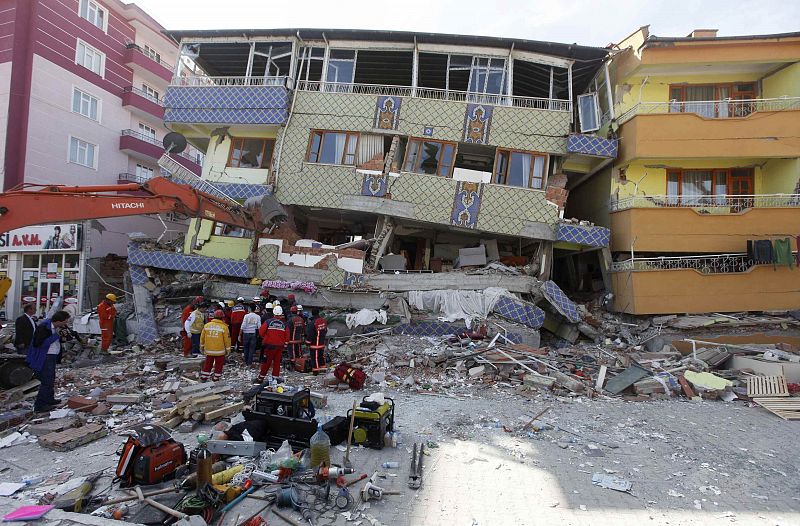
[97, 293, 117, 352]
[240, 304, 261, 366]
[200, 310, 231, 382]
[181, 296, 203, 357]
[229, 297, 247, 352]
[287, 294, 297, 309]
[305, 307, 328, 370]
[28, 310, 71, 412]
[288, 305, 305, 361]
[184, 303, 207, 356]
[260, 302, 274, 324]
[256, 305, 289, 383]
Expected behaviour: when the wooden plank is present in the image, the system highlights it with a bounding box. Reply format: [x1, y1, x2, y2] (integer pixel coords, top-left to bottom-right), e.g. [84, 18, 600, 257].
[753, 397, 800, 420]
[204, 402, 245, 421]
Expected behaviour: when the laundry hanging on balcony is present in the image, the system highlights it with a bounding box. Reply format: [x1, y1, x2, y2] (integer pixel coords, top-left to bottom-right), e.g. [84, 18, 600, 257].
[772, 238, 794, 269]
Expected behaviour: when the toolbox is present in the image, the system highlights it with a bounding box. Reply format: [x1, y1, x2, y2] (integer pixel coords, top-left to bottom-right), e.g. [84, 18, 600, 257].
[347, 396, 395, 450]
[254, 388, 315, 419]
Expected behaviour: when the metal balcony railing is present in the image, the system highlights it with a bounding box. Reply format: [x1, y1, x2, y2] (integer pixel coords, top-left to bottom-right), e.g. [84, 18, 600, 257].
[121, 129, 160, 146]
[616, 96, 800, 124]
[611, 252, 798, 274]
[118, 172, 152, 184]
[125, 43, 173, 70]
[610, 194, 800, 212]
[296, 80, 572, 111]
[122, 86, 162, 105]
[170, 75, 290, 87]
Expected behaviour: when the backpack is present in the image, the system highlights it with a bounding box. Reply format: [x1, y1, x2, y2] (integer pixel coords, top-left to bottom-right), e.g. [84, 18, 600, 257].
[334, 363, 367, 390]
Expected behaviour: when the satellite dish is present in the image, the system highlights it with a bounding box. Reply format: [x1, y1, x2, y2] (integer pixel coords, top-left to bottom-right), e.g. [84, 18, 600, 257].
[163, 132, 187, 154]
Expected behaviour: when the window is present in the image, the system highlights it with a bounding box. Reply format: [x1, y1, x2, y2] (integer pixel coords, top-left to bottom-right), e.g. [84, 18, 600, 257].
[213, 223, 250, 238]
[69, 137, 97, 168]
[71, 87, 99, 121]
[494, 149, 547, 189]
[578, 93, 600, 132]
[136, 164, 154, 180]
[141, 84, 159, 103]
[143, 45, 161, 65]
[138, 123, 156, 141]
[75, 39, 105, 76]
[228, 138, 275, 169]
[469, 57, 506, 95]
[403, 138, 456, 177]
[307, 131, 359, 165]
[669, 83, 757, 118]
[666, 168, 755, 206]
[79, 0, 106, 31]
[326, 50, 356, 84]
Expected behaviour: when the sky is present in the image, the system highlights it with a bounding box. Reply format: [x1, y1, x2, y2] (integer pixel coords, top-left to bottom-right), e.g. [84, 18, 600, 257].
[127, 0, 800, 47]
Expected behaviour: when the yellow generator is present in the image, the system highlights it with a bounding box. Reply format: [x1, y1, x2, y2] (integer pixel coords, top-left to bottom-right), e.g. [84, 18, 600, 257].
[347, 396, 394, 450]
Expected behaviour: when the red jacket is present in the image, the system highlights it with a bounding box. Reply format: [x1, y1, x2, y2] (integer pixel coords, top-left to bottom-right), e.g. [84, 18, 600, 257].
[181, 305, 193, 324]
[289, 315, 305, 342]
[259, 316, 289, 348]
[230, 304, 247, 324]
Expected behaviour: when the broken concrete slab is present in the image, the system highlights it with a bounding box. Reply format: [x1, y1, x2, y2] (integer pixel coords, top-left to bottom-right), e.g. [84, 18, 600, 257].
[105, 394, 143, 404]
[28, 417, 80, 437]
[604, 364, 651, 395]
[540, 281, 581, 323]
[39, 423, 108, 451]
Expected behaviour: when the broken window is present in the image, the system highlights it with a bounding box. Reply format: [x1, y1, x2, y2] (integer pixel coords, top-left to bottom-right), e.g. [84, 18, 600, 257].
[403, 138, 456, 177]
[297, 47, 325, 83]
[494, 149, 547, 189]
[251, 42, 293, 81]
[453, 143, 496, 183]
[468, 57, 507, 98]
[578, 93, 600, 132]
[228, 137, 275, 169]
[353, 51, 413, 86]
[307, 131, 359, 165]
[213, 223, 250, 238]
[326, 49, 356, 90]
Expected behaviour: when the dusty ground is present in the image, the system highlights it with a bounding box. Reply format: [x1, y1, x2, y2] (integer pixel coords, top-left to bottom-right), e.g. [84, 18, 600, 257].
[2, 378, 799, 526]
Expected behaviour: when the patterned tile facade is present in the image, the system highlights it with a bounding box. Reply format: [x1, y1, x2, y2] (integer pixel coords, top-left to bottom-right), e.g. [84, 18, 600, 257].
[492, 295, 545, 329]
[567, 134, 619, 159]
[320, 259, 347, 287]
[128, 265, 159, 343]
[255, 244, 279, 279]
[163, 85, 290, 125]
[128, 243, 252, 278]
[374, 96, 402, 130]
[451, 181, 484, 228]
[477, 185, 560, 234]
[463, 104, 493, 144]
[214, 183, 271, 200]
[541, 280, 581, 323]
[555, 223, 611, 248]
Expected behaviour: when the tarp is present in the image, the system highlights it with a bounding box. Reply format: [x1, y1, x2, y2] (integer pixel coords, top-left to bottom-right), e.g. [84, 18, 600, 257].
[345, 309, 388, 329]
[407, 287, 509, 328]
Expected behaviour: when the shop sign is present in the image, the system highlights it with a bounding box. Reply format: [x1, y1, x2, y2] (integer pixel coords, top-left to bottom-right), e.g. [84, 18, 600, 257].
[0, 224, 82, 252]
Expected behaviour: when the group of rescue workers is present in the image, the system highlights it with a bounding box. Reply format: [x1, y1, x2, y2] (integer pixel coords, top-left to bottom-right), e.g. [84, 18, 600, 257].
[180, 294, 328, 383]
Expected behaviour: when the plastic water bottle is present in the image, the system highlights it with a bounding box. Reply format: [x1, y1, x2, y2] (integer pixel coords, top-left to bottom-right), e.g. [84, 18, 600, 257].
[309, 423, 330, 469]
[22, 474, 45, 486]
[381, 462, 399, 469]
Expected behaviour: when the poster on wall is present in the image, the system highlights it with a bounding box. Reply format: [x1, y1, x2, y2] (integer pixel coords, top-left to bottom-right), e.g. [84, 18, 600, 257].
[0, 224, 82, 252]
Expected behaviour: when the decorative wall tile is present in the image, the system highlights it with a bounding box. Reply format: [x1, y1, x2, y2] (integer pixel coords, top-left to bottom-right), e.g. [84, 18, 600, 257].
[361, 173, 389, 197]
[567, 134, 618, 159]
[477, 185, 560, 235]
[555, 223, 611, 248]
[373, 96, 402, 130]
[213, 183, 271, 200]
[128, 243, 252, 278]
[451, 181, 484, 228]
[320, 259, 346, 288]
[255, 244, 279, 279]
[164, 85, 290, 125]
[463, 104, 493, 144]
[492, 295, 545, 329]
[541, 280, 581, 323]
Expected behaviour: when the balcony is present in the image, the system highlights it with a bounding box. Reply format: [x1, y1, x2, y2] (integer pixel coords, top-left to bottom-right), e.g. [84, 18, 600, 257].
[616, 97, 800, 162]
[123, 44, 173, 85]
[119, 130, 201, 175]
[609, 194, 800, 252]
[118, 172, 152, 184]
[291, 81, 572, 155]
[163, 76, 291, 126]
[121, 86, 164, 120]
[610, 255, 800, 314]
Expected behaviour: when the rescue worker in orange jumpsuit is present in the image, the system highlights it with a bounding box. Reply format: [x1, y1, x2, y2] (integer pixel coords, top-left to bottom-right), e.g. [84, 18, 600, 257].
[200, 310, 231, 382]
[181, 296, 203, 357]
[97, 293, 117, 351]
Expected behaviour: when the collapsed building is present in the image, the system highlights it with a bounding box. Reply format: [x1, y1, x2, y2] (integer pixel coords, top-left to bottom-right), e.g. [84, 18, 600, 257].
[122, 29, 620, 342]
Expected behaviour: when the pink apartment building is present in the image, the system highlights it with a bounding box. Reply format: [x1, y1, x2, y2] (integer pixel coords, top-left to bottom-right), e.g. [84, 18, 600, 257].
[0, 0, 198, 319]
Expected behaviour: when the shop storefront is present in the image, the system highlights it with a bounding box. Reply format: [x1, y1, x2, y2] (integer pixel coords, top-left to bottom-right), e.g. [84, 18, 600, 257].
[0, 224, 85, 320]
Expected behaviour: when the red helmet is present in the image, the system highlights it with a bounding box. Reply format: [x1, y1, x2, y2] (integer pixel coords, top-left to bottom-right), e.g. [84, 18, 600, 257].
[290, 306, 298, 313]
[194, 296, 203, 304]
[214, 309, 225, 319]
[288, 294, 295, 300]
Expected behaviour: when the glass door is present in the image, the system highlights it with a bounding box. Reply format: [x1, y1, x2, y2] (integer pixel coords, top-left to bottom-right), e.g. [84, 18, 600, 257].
[730, 168, 754, 211]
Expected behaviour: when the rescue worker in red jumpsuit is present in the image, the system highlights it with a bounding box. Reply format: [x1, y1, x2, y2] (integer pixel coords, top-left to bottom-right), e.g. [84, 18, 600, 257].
[256, 305, 289, 383]
[287, 305, 305, 362]
[305, 307, 328, 370]
[229, 297, 247, 352]
[97, 293, 117, 352]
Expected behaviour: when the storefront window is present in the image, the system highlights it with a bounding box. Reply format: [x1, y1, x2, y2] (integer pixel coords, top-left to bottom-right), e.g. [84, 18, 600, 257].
[65, 254, 80, 269]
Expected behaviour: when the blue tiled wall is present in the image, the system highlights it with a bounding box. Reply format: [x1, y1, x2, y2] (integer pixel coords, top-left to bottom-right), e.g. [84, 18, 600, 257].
[164, 85, 290, 125]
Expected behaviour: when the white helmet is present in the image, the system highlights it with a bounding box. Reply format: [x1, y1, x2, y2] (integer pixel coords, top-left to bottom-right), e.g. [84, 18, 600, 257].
[265, 302, 274, 309]
[296, 304, 303, 311]
[273, 305, 283, 316]
[236, 296, 245, 302]
[252, 297, 261, 302]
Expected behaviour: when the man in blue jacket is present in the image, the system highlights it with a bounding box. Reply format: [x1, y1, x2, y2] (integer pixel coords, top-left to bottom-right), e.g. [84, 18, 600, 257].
[27, 310, 71, 413]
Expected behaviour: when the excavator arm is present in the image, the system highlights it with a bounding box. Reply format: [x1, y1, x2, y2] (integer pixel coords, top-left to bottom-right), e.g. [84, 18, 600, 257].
[0, 177, 261, 233]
